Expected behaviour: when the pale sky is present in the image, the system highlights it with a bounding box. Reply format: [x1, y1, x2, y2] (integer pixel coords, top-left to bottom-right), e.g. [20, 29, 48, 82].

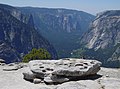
[0, 0, 120, 15]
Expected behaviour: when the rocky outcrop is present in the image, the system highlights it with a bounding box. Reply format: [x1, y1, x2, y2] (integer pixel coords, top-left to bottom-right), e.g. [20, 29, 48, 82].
[18, 7, 95, 58]
[23, 58, 101, 84]
[0, 59, 5, 66]
[0, 4, 57, 63]
[0, 61, 120, 89]
[3, 63, 27, 71]
[23, 69, 36, 81]
[0, 59, 5, 63]
[80, 10, 120, 67]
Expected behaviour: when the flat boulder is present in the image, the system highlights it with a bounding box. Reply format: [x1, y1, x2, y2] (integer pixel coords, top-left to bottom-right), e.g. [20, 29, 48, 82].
[25, 58, 101, 84]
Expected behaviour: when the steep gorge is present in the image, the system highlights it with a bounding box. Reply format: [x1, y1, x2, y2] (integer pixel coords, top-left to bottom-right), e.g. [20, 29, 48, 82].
[0, 4, 57, 63]
[18, 7, 95, 57]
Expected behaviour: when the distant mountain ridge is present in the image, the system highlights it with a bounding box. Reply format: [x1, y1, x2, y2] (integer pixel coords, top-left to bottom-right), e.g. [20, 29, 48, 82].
[18, 7, 94, 32]
[0, 4, 57, 63]
[18, 7, 95, 57]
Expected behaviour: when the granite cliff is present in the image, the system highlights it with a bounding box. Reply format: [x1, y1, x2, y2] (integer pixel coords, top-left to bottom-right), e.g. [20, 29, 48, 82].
[0, 4, 57, 63]
[80, 10, 120, 67]
[18, 7, 95, 57]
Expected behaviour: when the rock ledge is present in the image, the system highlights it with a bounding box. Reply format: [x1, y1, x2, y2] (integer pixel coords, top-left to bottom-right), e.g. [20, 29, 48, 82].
[23, 58, 102, 84]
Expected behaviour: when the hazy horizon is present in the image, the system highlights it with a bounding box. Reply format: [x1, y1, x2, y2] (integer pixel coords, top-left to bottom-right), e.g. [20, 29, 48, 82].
[0, 0, 120, 15]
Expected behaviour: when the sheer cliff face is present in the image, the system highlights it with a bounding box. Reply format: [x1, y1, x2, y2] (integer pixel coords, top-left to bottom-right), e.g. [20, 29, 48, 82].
[81, 10, 120, 50]
[80, 10, 120, 67]
[0, 4, 57, 63]
[19, 7, 94, 33]
[18, 7, 95, 57]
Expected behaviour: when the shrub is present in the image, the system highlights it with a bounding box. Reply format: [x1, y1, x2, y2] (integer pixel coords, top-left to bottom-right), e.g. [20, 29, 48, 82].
[22, 48, 51, 62]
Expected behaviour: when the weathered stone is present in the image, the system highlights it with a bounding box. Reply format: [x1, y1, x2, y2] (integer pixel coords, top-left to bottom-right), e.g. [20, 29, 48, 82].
[27, 59, 101, 84]
[3, 66, 19, 71]
[0, 63, 6, 66]
[23, 70, 36, 81]
[29, 60, 56, 79]
[33, 78, 41, 84]
[52, 58, 101, 77]
[44, 74, 69, 84]
[3, 63, 26, 71]
[0, 59, 5, 63]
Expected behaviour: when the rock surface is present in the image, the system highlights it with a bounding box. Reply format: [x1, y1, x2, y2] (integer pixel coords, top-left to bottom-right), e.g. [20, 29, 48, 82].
[0, 59, 5, 63]
[0, 59, 5, 66]
[44, 74, 69, 84]
[3, 63, 27, 71]
[23, 70, 36, 81]
[33, 78, 42, 84]
[99, 78, 120, 89]
[56, 81, 89, 89]
[0, 61, 120, 89]
[25, 58, 101, 84]
[52, 59, 101, 76]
